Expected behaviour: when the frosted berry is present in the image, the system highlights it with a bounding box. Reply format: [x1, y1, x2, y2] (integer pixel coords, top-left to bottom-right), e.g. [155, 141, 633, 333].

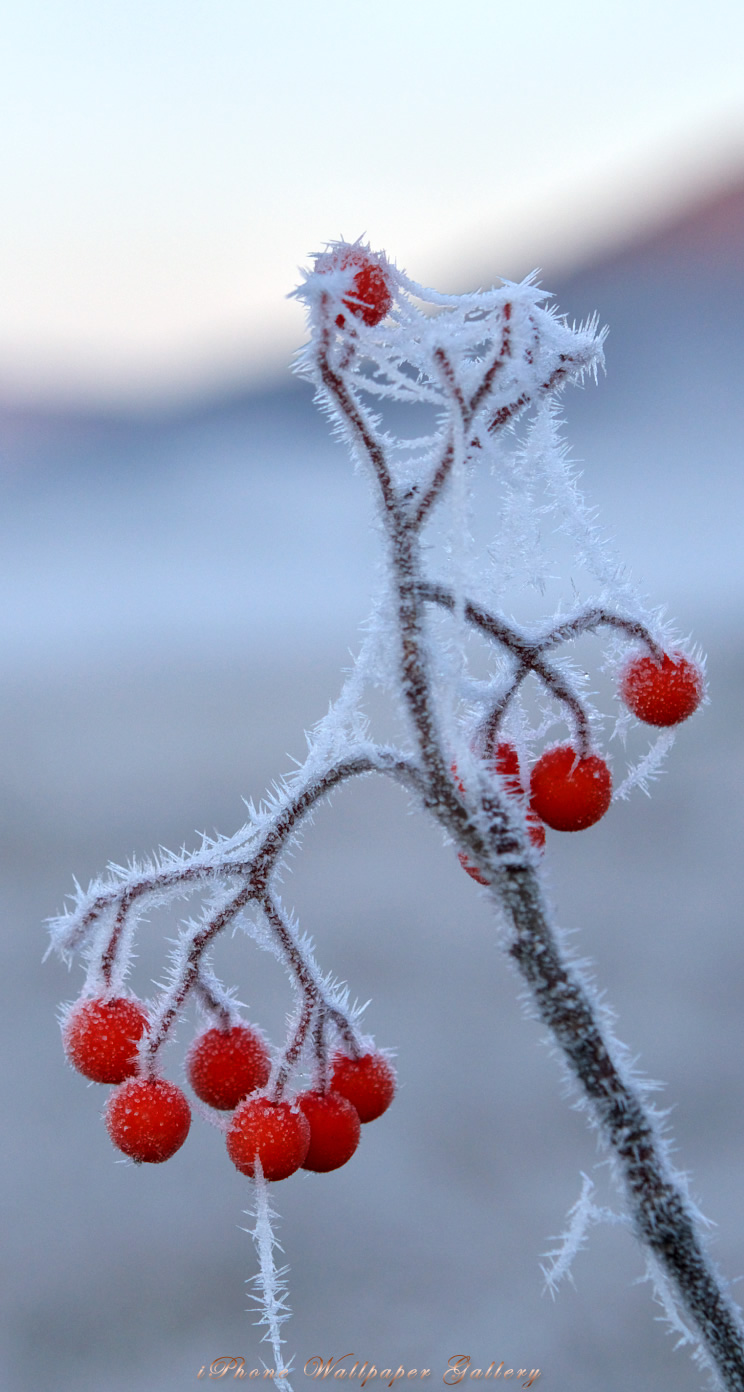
[186, 1023, 271, 1111]
[524, 811, 546, 851]
[490, 741, 547, 851]
[490, 739, 521, 788]
[620, 650, 704, 727]
[331, 1051, 396, 1124]
[296, 1089, 361, 1173]
[63, 996, 149, 1084]
[317, 246, 392, 328]
[529, 744, 612, 832]
[453, 745, 545, 884]
[457, 850, 490, 886]
[226, 1096, 310, 1181]
[105, 1077, 191, 1163]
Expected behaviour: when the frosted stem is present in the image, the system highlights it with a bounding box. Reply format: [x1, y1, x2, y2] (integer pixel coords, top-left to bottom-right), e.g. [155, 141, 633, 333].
[245, 1175, 293, 1392]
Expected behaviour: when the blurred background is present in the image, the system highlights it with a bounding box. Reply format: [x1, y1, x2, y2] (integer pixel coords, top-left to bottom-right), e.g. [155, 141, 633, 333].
[2, 3, 744, 1390]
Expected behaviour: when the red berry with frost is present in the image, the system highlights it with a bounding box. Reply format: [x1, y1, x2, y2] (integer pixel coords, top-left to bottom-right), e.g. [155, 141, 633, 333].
[296, 1089, 361, 1173]
[529, 744, 612, 832]
[331, 1051, 396, 1124]
[524, 811, 547, 850]
[63, 996, 149, 1084]
[491, 742, 547, 851]
[490, 739, 521, 788]
[186, 1023, 271, 1111]
[317, 246, 393, 328]
[620, 650, 704, 727]
[105, 1077, 191, 1163]
[226, 1096, 310, 1181]
[453, 747, 545, 883]
[457, 850, 491, 886]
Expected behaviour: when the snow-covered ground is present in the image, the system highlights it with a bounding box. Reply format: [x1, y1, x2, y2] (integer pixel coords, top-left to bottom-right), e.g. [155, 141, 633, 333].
[2, 208, 744, 1391]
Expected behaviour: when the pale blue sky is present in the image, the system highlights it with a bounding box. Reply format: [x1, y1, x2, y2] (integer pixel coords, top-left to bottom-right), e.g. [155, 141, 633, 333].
[1, 0, 742, 401]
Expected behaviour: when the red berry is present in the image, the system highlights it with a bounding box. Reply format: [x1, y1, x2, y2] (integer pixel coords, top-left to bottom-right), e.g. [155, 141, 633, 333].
[63, 996, 149, 1084]
[491, 742, 547, 851]
[453, 746, 546, 882]
[620, 650, 704, 727]
[296, 1089, 361, 1173]
[317, 246, 392, 328]
[186, 1024, 271, 1111]
[226, 1097, 310, 1181]
[491, 739, 521, 787]
[457, 850, 491, 886]
[529, 744, 612, 832]
[330, 1051, 396, 1124]
[105, 1077, 191, 1163]
[452, 760, 490, 881]
[524, 811, 547, 850]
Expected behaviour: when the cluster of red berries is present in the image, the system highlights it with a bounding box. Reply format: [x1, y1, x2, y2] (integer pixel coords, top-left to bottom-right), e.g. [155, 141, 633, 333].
[456, 649, 703, 878]
[62, 1000, 395, 1177]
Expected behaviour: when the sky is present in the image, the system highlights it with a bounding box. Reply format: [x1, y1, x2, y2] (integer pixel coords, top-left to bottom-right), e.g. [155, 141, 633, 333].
[1, 0, 743, 403]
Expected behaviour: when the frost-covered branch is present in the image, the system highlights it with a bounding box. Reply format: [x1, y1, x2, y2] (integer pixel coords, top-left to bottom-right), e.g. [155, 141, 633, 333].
[52, 239, 732, 1389]
[245, 1177, 293, 1392]
[50, 743, 423, 964]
